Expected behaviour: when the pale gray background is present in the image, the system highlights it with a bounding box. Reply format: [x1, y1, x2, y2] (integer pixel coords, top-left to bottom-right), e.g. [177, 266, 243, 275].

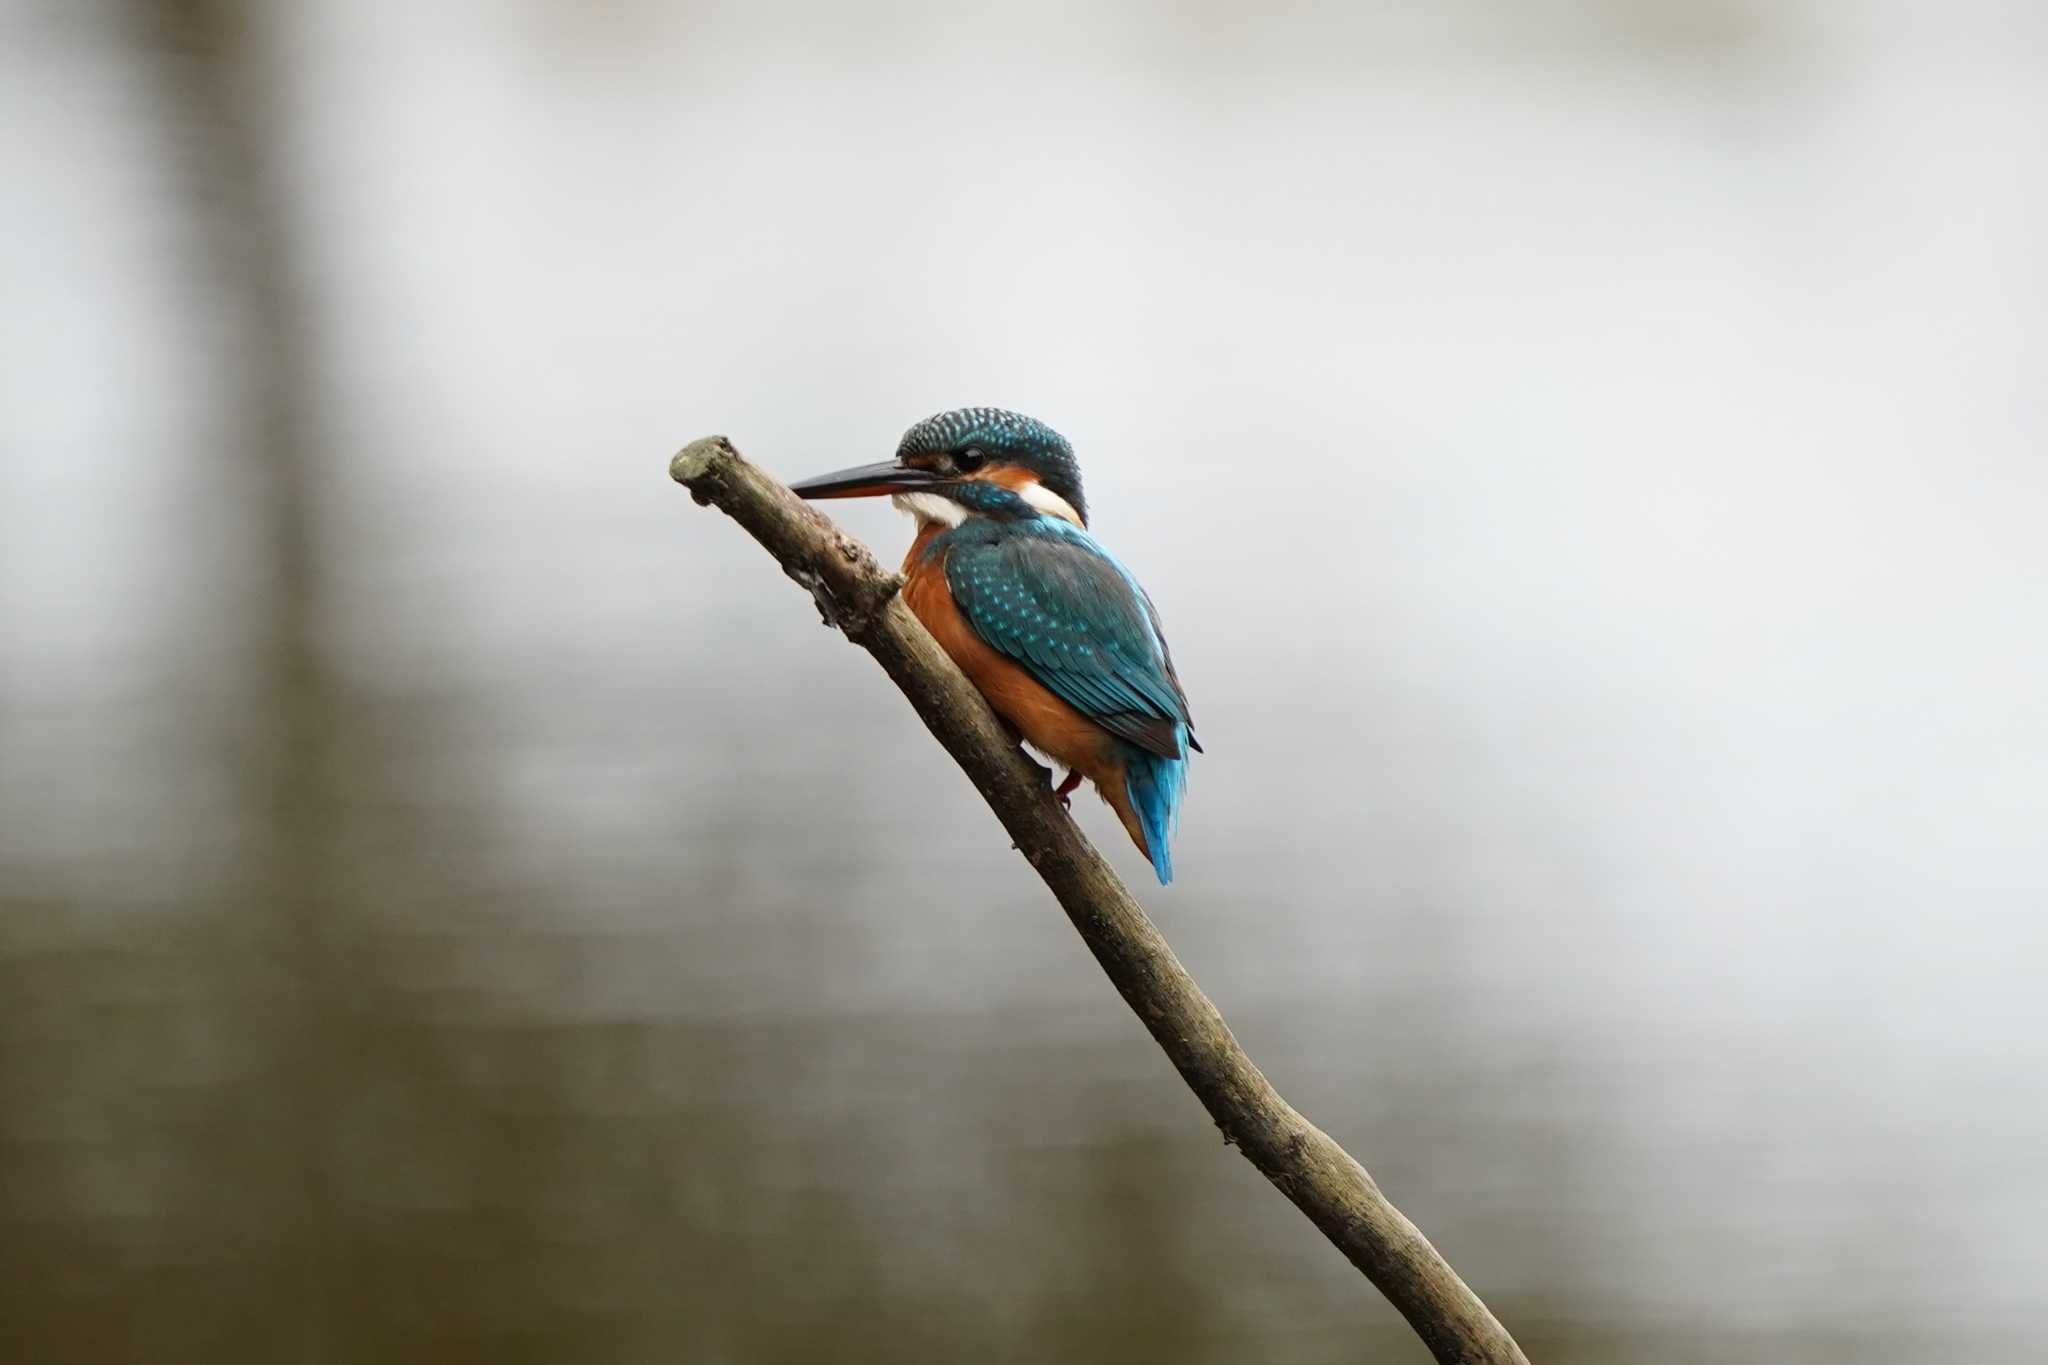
[3, 2, 2043, 1361]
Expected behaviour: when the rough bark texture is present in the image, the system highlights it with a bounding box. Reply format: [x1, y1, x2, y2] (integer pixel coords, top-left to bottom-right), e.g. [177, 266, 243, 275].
[669, 435, 1530, 1365]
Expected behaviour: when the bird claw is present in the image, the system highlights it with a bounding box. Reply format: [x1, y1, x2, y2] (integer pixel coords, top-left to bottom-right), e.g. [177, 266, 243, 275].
[1019, 750, 1080, 811]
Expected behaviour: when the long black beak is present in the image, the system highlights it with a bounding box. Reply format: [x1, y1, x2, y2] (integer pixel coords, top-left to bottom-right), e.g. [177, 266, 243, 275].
[789, 460, 941, 500]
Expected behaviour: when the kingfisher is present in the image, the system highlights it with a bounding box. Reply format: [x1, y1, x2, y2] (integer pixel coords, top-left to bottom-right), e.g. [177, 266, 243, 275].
[791, 407, 1200, 884]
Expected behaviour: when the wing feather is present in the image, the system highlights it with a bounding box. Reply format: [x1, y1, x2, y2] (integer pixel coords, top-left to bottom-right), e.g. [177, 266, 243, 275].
[944, 520, 1196, 760]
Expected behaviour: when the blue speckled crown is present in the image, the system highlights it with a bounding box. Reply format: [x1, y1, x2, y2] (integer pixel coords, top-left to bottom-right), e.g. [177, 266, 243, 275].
[897, 407, 1088, 525]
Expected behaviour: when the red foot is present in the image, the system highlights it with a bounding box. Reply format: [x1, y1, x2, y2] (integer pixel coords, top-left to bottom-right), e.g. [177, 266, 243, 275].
[1054, 769, 1083, 810]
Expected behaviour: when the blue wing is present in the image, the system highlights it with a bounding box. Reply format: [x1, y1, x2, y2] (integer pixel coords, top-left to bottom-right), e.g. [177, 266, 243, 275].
[942, 518, 1196, 760]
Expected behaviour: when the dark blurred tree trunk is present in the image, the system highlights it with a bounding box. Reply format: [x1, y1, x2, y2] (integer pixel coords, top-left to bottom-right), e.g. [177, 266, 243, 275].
[127, 2, 339, 1357]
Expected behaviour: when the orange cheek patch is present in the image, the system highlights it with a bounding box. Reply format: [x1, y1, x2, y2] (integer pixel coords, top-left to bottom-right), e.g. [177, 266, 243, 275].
[975, 466, 1038, 493]
[971, 466, 1083, 525]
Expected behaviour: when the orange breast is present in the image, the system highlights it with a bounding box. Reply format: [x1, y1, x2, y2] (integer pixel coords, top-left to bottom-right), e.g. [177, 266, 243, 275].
[899, 528, 1151, 856]
[901, 532, 1118, 780]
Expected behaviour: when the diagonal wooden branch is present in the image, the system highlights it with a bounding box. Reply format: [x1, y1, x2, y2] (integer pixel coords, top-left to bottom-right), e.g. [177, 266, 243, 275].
[669, 435, 1529, 1365]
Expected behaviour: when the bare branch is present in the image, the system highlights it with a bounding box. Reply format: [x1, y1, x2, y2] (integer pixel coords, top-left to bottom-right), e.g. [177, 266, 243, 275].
[669, 435, 1530, 1365]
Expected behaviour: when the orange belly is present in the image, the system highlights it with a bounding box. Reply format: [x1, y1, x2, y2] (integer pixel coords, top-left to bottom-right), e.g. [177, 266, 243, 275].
[900, 530, 1148, 853]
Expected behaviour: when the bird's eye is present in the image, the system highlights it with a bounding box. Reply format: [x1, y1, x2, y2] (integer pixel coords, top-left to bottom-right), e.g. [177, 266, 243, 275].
[955, 446, 987, 472]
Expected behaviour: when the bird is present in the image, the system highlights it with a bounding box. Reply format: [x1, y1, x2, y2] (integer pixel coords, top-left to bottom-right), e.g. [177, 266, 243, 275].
[791, 407, 1200, 884]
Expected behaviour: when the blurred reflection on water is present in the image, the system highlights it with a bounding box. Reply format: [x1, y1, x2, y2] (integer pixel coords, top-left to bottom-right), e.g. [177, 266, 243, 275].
[3, 1, 2043, 1361]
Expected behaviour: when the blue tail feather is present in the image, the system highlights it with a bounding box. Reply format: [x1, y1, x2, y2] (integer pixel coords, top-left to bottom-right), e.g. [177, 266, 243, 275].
[1123, 730, 1189, 886]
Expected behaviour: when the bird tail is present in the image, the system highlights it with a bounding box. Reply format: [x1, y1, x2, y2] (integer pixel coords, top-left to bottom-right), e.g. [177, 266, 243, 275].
[1123, 736, 1188, 886]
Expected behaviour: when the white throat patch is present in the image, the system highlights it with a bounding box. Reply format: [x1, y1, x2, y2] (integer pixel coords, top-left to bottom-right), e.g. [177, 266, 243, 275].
[891, 491, 967, 527]
[891, 480, 1083, 528]
[1017, 480, 1084, 526]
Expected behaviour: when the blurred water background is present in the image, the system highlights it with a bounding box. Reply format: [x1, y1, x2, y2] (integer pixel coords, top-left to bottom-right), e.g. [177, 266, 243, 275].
[4, 2, 2045, 1360]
